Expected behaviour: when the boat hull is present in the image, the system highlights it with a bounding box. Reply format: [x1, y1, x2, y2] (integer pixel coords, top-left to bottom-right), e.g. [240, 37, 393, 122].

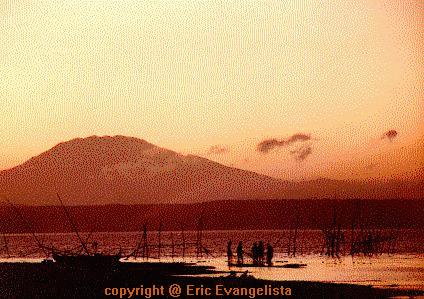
[52, 253, 121, 269]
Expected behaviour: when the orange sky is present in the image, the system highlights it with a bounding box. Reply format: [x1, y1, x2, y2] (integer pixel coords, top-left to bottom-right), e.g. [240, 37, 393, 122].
[0, 1, 423, 180]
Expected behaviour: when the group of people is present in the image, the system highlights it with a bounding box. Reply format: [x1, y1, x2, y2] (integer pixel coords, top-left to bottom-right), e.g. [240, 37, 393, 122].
[227, 240, 274, 266]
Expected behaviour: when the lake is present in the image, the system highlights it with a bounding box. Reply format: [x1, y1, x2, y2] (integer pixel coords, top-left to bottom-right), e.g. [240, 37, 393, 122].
[1, 229, 423, 290]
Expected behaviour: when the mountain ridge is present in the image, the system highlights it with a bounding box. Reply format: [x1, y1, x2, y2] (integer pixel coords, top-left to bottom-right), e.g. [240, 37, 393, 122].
[0, 135, 422, 205]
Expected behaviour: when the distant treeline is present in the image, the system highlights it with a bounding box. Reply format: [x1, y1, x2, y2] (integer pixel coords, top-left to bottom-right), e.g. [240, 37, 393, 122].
[0, 199, 423, 233]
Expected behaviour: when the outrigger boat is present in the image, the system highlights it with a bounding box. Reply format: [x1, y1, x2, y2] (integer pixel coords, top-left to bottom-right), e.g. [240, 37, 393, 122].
[5, 193, 122, 268]
[51, 251, 121, 268]
[49, 194, 122, 268]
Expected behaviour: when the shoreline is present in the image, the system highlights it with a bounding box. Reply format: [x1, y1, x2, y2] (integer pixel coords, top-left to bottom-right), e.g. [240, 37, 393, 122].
[0, 261, 422, 298]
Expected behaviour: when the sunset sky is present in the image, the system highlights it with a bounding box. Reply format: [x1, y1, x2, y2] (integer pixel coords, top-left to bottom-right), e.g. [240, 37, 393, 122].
[0, 1, 423, 180]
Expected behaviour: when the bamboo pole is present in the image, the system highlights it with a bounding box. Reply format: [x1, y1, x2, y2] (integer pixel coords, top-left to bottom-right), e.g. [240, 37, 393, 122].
[181, 225, 186, 260]
[287, 225, 292, 257]
[142, 224, 148, 260]
[292, 211, 300, 257]
[56, 194, 90, 256]
[171, 232, 175, 261]
[158, 221, 163, 260]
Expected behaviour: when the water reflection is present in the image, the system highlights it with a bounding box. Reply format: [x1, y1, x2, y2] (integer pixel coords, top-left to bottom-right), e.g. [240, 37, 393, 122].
[1, 230, 423, 290]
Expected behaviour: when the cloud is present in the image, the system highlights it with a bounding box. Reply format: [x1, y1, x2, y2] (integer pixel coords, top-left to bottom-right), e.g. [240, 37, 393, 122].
[257, 133, 311, 153]
[290, 145, 312, 161]
[382, 129, 398, 141]
[208, 145, 229, 155]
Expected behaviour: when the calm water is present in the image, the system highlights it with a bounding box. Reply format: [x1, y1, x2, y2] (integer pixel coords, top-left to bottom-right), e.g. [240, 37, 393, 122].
[1, 229, 423, 290]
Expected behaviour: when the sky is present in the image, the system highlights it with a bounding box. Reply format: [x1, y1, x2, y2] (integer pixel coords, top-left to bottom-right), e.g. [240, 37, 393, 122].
[0, 1, 423, 180]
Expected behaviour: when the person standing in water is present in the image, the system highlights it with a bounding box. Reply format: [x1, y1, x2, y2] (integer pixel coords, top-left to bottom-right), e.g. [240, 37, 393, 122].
[227, 240, 233, 265]
[252, 242, 258, 265]
[258, 241, 264, 265]
[237, 241, 243, 265]
[266, 243, 274, 266]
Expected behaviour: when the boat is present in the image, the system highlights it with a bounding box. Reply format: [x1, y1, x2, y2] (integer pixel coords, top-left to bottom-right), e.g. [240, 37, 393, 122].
[48, 194, 121, 269]
[52, 252, 121, 269]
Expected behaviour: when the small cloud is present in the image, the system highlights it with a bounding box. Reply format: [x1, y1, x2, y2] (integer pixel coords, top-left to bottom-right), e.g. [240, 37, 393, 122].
[257, 133, 311, 153]
[290, 145, 312, 162]
[208, 145, 229, 155]
[381, 129, 398, 142]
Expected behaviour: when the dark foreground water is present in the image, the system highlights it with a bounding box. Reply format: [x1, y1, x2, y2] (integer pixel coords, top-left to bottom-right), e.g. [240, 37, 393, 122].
[1, 229, 423, 290]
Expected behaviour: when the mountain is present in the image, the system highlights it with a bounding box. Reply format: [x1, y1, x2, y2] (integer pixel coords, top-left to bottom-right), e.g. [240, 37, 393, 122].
[0, 135, 423, 205]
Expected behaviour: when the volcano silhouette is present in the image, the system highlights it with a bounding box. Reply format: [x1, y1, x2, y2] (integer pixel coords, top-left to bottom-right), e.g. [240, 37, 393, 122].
[0, 135, 422, 205]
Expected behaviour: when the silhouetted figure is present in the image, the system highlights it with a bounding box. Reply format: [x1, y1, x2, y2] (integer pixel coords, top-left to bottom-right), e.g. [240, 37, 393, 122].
[237, 241, 243, 265]
[92, 241, 98, 254]
[227, 240, 233, 265]
[252, 242, 258, 265]
[365, 232, 373, 256]
[258, 241, 264, 265]
[240, 270, 249, 279]
[266, 243, 274, 266]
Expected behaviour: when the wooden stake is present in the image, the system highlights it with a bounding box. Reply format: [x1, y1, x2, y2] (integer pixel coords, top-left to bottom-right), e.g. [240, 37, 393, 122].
[171, 232, 175, 261]
[181, 224, 186, 260]
[158, 221, 163, 260]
